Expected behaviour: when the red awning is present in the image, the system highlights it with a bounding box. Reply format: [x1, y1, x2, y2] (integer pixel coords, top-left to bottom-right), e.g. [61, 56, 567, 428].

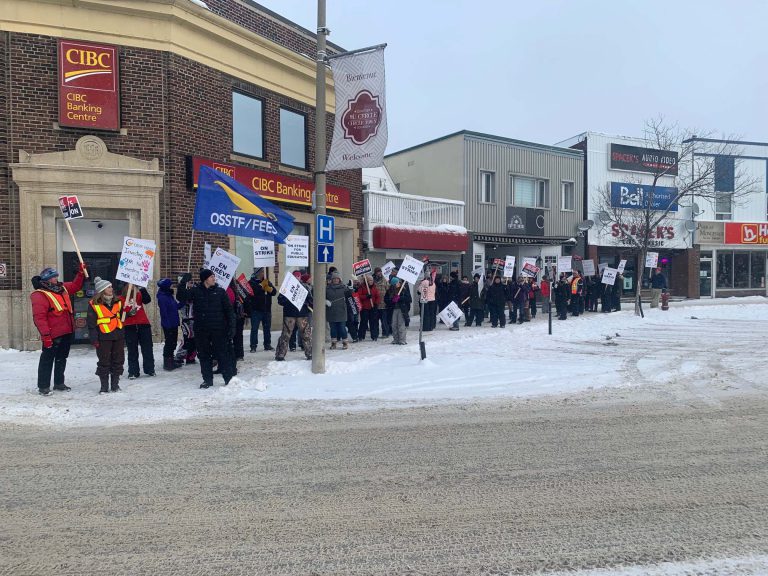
[373, 226, 469, 252]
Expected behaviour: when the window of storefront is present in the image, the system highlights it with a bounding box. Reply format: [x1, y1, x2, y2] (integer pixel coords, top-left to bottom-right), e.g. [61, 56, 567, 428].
[510, 176, 549, 209]
[716, 252, 733, 288]
[232, 91, 264, 159]
[480, 171, 495, 204]
[716, 250, 767, 289]
[561, 181, 575, 211]
[279, 108, 307, 169]
[751, 252, 766, 288]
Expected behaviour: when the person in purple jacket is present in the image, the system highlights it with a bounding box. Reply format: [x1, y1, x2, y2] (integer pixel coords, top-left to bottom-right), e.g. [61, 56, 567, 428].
[513, 276, 530, 324]
[156, 278, 184, 371]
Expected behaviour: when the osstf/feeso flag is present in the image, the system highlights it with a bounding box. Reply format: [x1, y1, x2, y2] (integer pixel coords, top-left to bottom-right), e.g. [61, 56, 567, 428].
[326, 47, 387, 170]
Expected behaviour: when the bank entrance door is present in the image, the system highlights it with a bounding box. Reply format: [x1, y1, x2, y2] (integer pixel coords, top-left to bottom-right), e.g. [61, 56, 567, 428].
[62, 252, 120, 344]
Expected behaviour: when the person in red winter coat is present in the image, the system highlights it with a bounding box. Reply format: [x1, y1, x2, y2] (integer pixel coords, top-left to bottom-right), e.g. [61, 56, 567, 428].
[356, 275, 380, 341]
[30, 263, 87, 395]
[121, 283, 156, 379]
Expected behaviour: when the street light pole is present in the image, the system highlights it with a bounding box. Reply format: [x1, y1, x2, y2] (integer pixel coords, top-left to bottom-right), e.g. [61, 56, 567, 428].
[311, 0, 328, 374]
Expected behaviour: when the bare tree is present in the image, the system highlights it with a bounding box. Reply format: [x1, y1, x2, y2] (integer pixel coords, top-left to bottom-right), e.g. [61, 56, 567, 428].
[593, 117, 760, 315]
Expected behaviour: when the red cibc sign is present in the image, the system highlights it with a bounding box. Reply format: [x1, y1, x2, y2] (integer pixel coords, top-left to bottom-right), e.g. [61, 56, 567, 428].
[58, 40, 120, 131]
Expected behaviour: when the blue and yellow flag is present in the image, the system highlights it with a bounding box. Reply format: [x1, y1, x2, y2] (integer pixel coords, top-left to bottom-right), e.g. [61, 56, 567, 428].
[193, 165, 295, 243]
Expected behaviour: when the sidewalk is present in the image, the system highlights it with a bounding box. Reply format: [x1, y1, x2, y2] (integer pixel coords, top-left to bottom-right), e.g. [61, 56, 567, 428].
[1, 296, 766, 427]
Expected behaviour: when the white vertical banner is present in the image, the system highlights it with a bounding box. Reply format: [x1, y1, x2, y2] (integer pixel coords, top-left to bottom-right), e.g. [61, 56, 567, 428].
[326, 47, 388, 170]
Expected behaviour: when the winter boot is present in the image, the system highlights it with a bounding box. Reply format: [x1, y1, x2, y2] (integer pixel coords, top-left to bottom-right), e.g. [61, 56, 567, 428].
[342, 340, 349, 350]
[163, 357, 176, 371]
[110, 374, 121, 393]
[330, 340, 337, 350]
[99, 376, 109, 394]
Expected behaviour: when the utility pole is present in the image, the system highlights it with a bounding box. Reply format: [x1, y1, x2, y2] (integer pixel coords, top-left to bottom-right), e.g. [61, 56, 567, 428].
[311, 0, 328, 374]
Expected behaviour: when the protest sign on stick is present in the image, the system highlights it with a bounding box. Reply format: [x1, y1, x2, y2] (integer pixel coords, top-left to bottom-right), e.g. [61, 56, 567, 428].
[381, 261, 396, 278]
[208, 247, 241, 288]
[645, 252, 659, 269]
[116, 236, 156, 288]
[438, 301, 464, 326]
[279, 271, 308, 311]
[58, 195, 89, 277]
[557, 256, 572, 275]
[601, 267, 618, 285]
[396, 255, 424, 285]
[503, 256, 516, 278]
[253, 239, 276, 269]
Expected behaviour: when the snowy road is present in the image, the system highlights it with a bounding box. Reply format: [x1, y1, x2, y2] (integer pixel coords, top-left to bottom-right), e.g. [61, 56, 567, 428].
[1, 298, 767, 427]
[1, 299, 767, 574]
[1, 393, 766, 575]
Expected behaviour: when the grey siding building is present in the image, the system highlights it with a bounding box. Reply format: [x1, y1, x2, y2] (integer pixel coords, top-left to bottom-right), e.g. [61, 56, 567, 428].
[385, 131, 584, 278]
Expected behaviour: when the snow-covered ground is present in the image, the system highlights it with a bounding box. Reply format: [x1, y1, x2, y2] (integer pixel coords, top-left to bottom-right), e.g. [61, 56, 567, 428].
[542, 554, 768, 576]
[1, 297, 767, 428]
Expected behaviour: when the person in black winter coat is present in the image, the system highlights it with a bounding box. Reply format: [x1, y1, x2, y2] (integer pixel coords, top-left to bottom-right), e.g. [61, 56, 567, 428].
[485, 276, 507, 328]
[385, 277, 412, 345]
[447, 271, 462, 331]
[247, 269, 275, 352]
[176, 269, 235, 388]
[555, 274, 570, 320]
[466, 274, 485, 327]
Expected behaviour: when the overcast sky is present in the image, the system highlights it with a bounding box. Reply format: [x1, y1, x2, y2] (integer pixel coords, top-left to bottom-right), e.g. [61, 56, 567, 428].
[255, 0, 768, 154]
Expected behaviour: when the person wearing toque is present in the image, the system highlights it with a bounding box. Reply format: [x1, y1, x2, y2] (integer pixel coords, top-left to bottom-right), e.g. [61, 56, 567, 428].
[86, 276, 127, 394]
[175, 268, 236, 388]
[30, 261, 88, 396]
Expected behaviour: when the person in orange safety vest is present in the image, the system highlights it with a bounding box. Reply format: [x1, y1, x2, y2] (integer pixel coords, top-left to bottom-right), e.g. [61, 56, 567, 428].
[86, 276, 127, 394]
[30, 263, 87, 395]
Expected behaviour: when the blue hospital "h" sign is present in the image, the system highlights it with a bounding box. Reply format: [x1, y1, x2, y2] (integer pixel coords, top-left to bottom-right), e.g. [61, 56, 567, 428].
[316, 214, 335, 244]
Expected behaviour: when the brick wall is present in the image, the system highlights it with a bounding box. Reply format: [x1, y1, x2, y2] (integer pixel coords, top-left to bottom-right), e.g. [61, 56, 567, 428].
[204, 0, 344, 56]
[0, 17, 361, 289]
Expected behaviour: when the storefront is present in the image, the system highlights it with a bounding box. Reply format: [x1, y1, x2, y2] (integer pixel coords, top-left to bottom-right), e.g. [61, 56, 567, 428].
[590, 218, 692, 296]
[472, 234, 575, 279]
[698, 221, 768, 297]
[0, 1, 362, 349]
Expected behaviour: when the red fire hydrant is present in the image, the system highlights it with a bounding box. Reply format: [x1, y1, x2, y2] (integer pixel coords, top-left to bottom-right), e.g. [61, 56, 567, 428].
[661, 290, 670, 311]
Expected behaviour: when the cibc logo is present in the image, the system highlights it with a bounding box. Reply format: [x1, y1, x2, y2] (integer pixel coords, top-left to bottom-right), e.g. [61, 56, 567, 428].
[60, 41, 116, 91]
[213, 163, 236, 179]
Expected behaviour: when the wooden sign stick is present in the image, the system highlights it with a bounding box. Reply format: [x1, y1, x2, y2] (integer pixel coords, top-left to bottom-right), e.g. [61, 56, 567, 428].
[64, 218, 89, 278]
[121, 283, 135, 322]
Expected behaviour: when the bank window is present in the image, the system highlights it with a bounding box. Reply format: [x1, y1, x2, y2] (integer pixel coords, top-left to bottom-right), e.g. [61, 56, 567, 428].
[715, 192, 732, 220]
[232, 92, 264, 158]
[561, 181, 575, 211]
[480, 171, 495, 204]
[279, 108, 307, 169]
[511, 176, 549, 208]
